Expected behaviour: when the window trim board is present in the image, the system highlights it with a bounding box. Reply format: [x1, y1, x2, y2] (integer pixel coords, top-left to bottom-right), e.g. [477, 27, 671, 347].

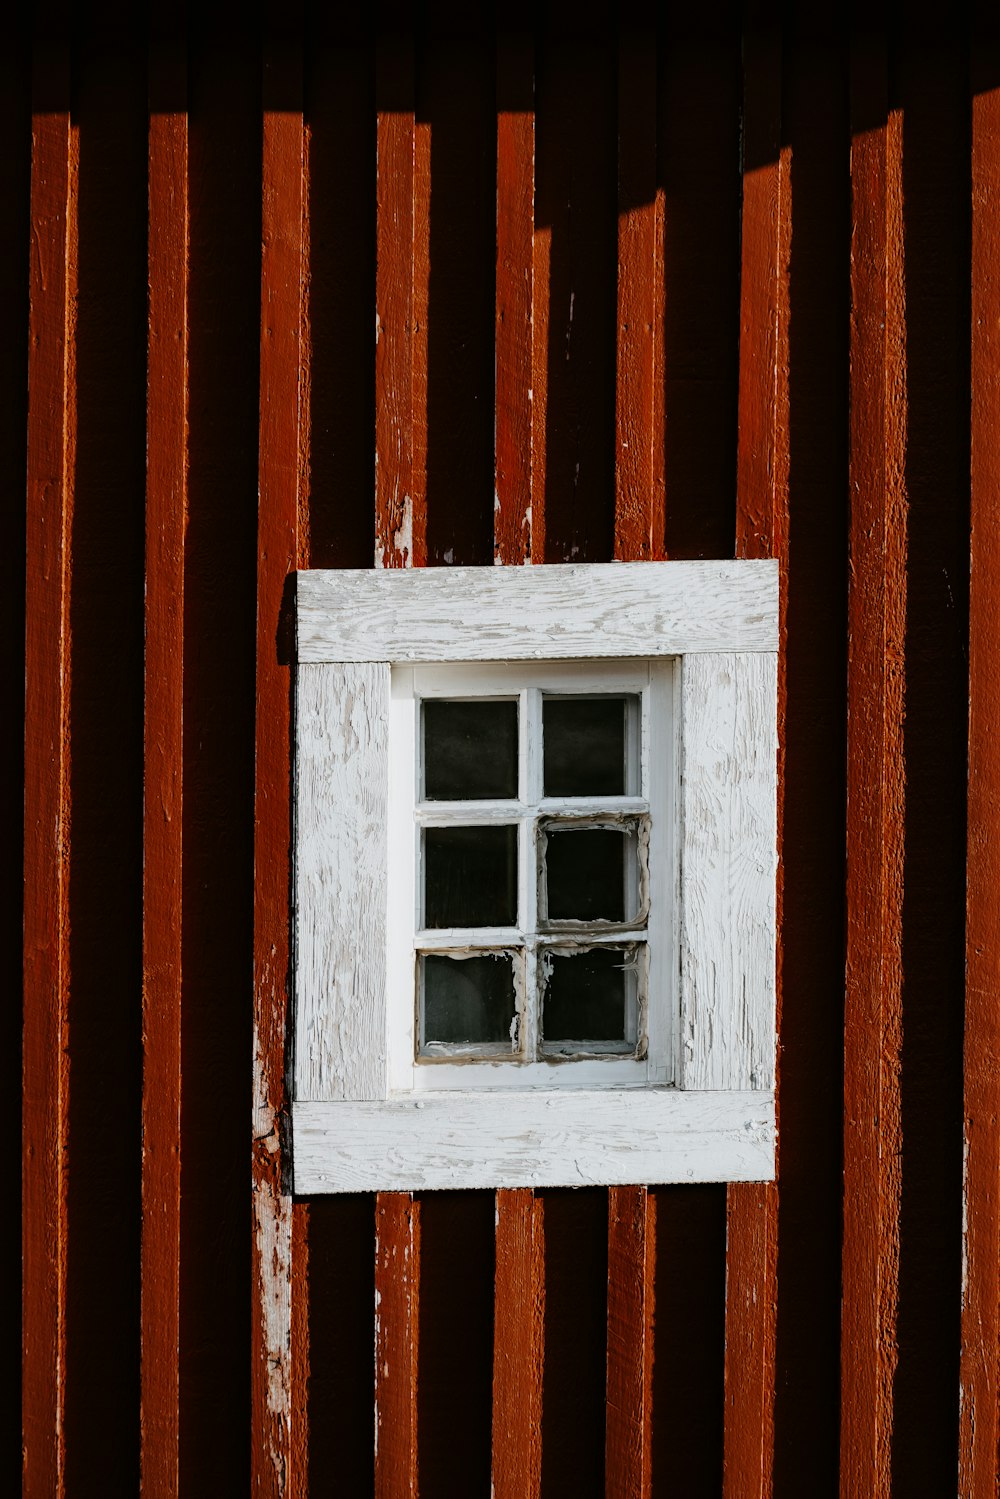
[292, 560, 778, 1190]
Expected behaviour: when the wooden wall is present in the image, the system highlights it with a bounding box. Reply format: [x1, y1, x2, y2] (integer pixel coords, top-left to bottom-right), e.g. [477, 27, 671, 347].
[17, 5, 1000, 1495]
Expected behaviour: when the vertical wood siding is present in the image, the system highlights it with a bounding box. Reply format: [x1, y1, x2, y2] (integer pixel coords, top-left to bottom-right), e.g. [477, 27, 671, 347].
[17, 9, 998, 1497]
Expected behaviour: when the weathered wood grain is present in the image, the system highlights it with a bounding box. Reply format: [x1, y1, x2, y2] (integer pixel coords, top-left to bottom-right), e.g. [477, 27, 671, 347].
[293, 1091, 775, 1193]
[841, 41, 906, 1497]
[606, 1185, 654, 1499]
[615, 22, 662, 564]
[491, 1188, 544, 1498]
[960, 55, 1000, 1499]
[376, 38, 417, 568]
[410, 90, 429, 568]
[298, 559, 778, 662]
[374, 29, 423, 1497]
[253, 89, 304, 1497]
[23, 77, 74, 1499]
[375, 1193, 419, 1498]
[295, 662, 389, 1102]
[141, 56, 188, 1496]
[680, 652, 778, 1092]
[607, 120, 662, 1488]
[494, 33, 534, 566]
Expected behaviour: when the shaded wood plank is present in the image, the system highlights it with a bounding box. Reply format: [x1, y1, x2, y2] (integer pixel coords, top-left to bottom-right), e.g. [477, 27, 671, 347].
[303, 29, 376, 570]
[606, 1185, 654, 1499]
[532, 27, 617, 563]
[840, 39, 906, 1498]
[22, 75, 74, 1499]
[960, 54, 1000, 1499]
[769, 30, 849, 1493]
[0, 23, 30, 1483]
[295, 663, 389, 1102]
[495, 32, 534, 565]
[659, 28, 741, 561]
[615, 22, 662, 562]
[375, 1193, 419, 1498]
[253, 73, 305, 1496]
[141, 50, 188, 1496]
[725, 21, 786, 1498]
[491, 1189, 544, 1498]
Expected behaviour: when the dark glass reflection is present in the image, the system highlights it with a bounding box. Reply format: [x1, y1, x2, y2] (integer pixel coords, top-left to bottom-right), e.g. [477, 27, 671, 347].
[542, 947, 629, 1042]
[423, 699, 518, 800]
[543, 696, 630, 796]
[544, 826, 627, 922]
[424, 824, 518, 928]
[422, 953, 515, 1045]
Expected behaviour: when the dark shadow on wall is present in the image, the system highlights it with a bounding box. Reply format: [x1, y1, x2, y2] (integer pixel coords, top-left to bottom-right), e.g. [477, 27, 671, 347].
[64, 24, 147, 1495]
[772, 18, 850, 1494]
[892, 29, 970, 1492]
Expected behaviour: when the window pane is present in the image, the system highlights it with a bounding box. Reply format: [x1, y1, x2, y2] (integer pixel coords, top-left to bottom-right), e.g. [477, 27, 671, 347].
[542, 947, 631, 1042]
[424, 824, 518, 928]
[543, 696, 630, 796]
[544, 825, 632, 923]
[422, 953, 516, 1045]
[423, 699, 518, 800]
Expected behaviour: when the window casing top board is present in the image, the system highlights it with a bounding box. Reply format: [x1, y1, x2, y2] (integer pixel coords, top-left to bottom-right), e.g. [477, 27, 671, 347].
[296, 560, 778, 663]
[292, 560, 778, 1193]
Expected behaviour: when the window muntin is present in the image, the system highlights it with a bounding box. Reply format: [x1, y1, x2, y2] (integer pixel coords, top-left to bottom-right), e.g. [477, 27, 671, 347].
[388, 658, 675, 1092]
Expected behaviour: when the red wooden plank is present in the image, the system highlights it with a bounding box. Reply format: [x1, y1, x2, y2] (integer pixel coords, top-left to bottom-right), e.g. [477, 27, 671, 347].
[376, 31, 418, 568]
[605, 1185, 654, 1499]
[961, 60, 1000, 1499]
[530, 128, 549, 567]
[373, 29, 423, 1494]
[411, 101, 429, 567]
[734, 29, 783, 558]
[491, 1189, 543, 1498]
[494, 33, 534, 565]
[253, 67, 305, 1495]
[141, 49, 188, 1496]
[605, 48, 661, 1469]
[375, 1193, 420, 1497]
[22, 73, 74, 1499]
[725, 24, 785, 1499]
[615, 22, 661, 562]
[840, 39, 905, 1497]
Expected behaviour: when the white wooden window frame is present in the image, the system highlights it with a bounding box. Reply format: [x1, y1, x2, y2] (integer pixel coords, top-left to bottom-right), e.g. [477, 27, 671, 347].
[293, 560, 778, 1192]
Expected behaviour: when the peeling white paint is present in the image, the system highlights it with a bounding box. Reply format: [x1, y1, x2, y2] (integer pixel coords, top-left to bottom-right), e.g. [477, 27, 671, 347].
[393, 495, 413, 566]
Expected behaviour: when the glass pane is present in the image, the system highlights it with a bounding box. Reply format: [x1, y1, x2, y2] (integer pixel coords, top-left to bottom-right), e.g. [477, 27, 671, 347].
[543, 696, 630, 796]
[424, 824, 518, 928]
[422, 953, 516, 1046]
[542, 947, 631, 1042]
[544, 825, 631, 923]
[423, 699, 518, 800]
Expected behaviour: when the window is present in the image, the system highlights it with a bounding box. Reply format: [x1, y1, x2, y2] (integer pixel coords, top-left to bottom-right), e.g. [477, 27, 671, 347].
[293, 561, 778, 1191]
[388, 660, 671, 1092]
